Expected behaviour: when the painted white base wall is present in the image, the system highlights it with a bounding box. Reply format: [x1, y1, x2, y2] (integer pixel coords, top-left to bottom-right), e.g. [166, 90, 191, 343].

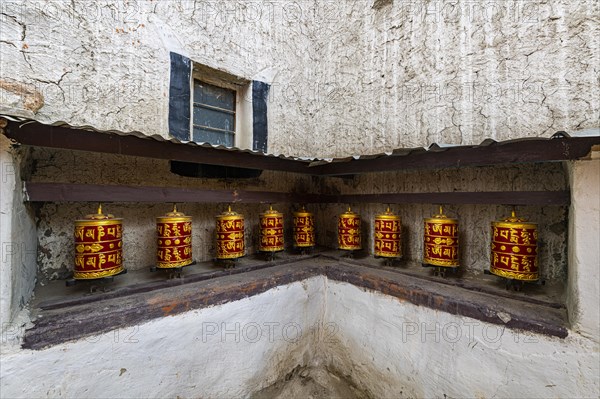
[2, 276, 599, 399]
[324, 281, 600, 399]
[0, 277, 326, 399]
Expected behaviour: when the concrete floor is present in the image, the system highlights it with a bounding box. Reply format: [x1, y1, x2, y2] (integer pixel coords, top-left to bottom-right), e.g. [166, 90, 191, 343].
[251, 366, 371, 399]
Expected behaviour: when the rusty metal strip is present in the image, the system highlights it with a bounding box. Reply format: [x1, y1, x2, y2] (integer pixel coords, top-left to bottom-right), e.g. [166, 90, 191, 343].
[312, 137, 600, 176]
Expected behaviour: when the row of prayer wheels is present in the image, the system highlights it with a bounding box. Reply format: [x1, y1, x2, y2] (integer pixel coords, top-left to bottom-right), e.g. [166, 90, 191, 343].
[73, 205, 539, 283]
[73, 205, 316, 279]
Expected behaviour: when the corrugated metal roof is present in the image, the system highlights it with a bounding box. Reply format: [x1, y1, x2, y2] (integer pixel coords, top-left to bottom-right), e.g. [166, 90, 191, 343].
[0, 114, 315, 163]
[2, 114, 598, 173]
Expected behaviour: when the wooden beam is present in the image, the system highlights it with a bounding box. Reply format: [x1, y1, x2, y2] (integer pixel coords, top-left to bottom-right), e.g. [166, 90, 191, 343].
[328, 191, 570, 206]
[24, 182, 321, 204]
[311, 137, 600, 176]
[23, 257, 567, 349]
[24, 183, 569, 206]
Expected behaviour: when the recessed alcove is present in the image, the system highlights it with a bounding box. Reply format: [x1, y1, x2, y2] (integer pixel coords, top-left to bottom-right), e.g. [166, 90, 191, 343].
[1, 119, 598, 398]
[1, 0, 599, 396]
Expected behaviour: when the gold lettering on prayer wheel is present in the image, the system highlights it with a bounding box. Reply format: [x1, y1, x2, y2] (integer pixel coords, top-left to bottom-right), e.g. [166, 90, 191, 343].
[216, 206, 245, 259]
[259, 206, 284, 252]
[293, 207, 315, 248]
[338, 207, 361, 251]
[490, 211, 539, 281]
[74, 204, 124, 280]
[374, 207, 402, 258]
[423, 206, 459, 268]
[156, 205, 193, 269]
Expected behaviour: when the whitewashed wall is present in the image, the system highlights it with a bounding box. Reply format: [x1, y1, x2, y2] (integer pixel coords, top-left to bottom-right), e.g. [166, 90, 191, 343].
[567, 158, 600, 340]
[305, 0, 600, 157]
[0, 277, 327, 399]
[2, 275, 598, 398]
[1, 1, 598, 157]
[0, 135, 37, 326]
[323, 281, 599, 399]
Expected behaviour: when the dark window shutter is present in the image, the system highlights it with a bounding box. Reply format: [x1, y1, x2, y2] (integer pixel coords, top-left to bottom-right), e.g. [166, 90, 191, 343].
[252, 80, 270, 152]
[168, 52, 191, 141]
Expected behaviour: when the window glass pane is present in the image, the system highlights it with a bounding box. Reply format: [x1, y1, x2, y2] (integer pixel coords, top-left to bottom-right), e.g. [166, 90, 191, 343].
[193, 127, 234, 147]
[193, 105, 234, 132]
[193, 81, 235, 111]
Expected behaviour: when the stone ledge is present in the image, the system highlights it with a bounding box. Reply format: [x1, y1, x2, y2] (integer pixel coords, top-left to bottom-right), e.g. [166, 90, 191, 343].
[23, 256, 568, 350]
[326, 260, 567, 339]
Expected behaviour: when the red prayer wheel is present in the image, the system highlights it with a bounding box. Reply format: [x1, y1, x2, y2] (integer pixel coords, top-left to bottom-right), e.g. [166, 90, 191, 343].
[338, 207, 361, 251]
[293, 207, 315, 248]
[156, 205, 193, 269]
[74, 204, 124, 280]
[216, 206, 245, 259]
[423, 206, 459, 268]
[259, 206, 284, 252]
[490, 211, 539, 281]
[374, 207, 402, 258]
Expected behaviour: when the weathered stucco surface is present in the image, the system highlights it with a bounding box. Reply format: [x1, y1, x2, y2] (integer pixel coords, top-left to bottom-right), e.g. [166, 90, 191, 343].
[1, 277, 327, 398]
[324, 280, 599, 399]
[1, 276, 598, 398]
[306, 0, 600, 157]
[1, 1, 598, 157]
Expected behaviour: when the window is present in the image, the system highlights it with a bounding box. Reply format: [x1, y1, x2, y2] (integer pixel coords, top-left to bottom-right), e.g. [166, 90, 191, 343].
[192, 81, 236, 147]
[168, 53, 269, 152]
[190, 64, 253, 150]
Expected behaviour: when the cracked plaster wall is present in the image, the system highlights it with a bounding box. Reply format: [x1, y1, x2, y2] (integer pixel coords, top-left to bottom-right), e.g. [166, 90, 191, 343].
[1, 1, 598, 158]
[300, 0, 600, 157]
[0, 0, 332, 156]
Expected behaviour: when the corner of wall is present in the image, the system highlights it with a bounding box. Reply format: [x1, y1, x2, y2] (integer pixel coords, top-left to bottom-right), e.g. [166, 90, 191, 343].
[566, 158, 600, 341]
[0, 134, 37, 328]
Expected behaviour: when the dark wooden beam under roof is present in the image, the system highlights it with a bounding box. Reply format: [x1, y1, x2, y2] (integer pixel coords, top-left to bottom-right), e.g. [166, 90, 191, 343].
[311, 136, 600, 176]
[23, 183, 321, 204]
[3, 118, 599, 176]
[23, 183, 569, 206]
[327, 191, 570, 206]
